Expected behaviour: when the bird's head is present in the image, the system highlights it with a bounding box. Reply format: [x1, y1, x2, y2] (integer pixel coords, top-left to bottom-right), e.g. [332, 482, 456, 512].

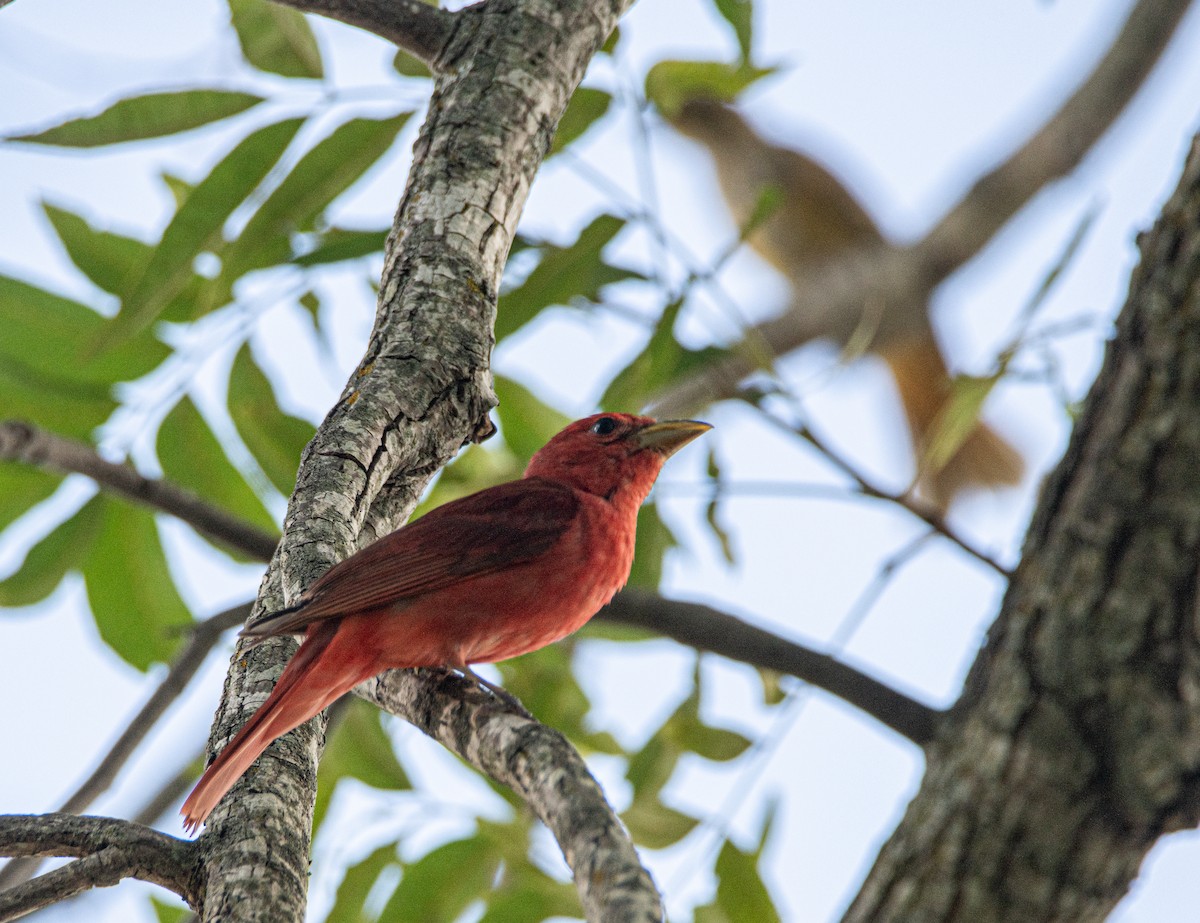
[524, 413, 712, 501]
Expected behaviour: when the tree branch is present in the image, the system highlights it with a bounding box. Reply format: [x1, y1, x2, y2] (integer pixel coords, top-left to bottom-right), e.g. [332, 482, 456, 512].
[0, 605, 248, 892]
[649, 0, 1193, 419]
[269, 0, 456, 66]
[598, 590, 942, 746]
[0, 815, 198, 920]
[364, 669, 663, 922]
[0, 421, 278, 561]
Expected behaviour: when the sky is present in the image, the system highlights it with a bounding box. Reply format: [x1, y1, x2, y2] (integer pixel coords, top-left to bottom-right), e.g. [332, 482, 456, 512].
[2, 0, 1200, 920]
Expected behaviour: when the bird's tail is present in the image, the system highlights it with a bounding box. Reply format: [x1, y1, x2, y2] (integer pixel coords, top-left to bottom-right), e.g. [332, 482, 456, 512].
[882, 333, 1024, 511]
[181, 622, 369, 833]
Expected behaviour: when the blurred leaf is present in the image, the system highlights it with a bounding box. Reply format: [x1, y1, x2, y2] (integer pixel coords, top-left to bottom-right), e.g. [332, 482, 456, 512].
[548, 87, 611, 157]
[622, 800, 700, 849]
[600, 26, 621, 55]
[228, 344, 315, 495]
[41, 203, 152, 297]
[478, 868, 580, 923]
[0, 494, 105, 608]
[0, 467, 60, 535]
[626, 501, 677, 589]
[111, 117, 305, 343]
[493, 374, 571, 465]
[0, 275, 168, 438]
[644, 60, 774, 119]
[704, 447, 735, 564]
[712, 0, 753, 62]
[157, 397, 279, 550]
[82, 496, 192, 670]
[391, 49, 431, 78]
[7, 90, 264, 147]
[220, 112, 412, 284]
[626, 733, 681, 801]
[412, 445, 523, 520]
[293, 227, 389, 266]
[757, 667, 786, 706]
[326, 842, 398, 923]
[703, 837, 781, 923]
[495, 214, 644, 342]
[149, 896, 191, 923]
[315, 698, 410, 831]
[0, 275, 168, 385]
[378, 837, 501, 923]
[685, 723, 751, 762]
[922, 373, 1001, 475]
[160, 171, 194, 208]
[229, 0, 324, 79]
[497, 643, 623, 755]
[600, 299, 728, 411]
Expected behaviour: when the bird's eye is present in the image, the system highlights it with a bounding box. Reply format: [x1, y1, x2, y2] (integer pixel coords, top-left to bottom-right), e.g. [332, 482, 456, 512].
[591, 416, 618, 436]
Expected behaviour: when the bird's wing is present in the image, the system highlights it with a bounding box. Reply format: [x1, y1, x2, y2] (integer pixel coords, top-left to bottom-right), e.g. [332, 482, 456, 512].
[242, 478, 581, 638]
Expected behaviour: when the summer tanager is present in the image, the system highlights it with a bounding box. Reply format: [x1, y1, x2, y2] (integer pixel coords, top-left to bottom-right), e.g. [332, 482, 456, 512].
[666, 97, 1022, 509]
[181, 413, 710, 832]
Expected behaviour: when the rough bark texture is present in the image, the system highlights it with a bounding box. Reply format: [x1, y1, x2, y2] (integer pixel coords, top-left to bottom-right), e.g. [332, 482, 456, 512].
[365, 669, 663, 922]
[844, 136, 1200, 922]
[194, 1, 637, 921]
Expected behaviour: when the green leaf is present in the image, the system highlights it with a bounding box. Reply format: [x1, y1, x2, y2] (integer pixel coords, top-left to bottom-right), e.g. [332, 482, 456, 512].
[229, 0, 324, 79]
[622, 800, 700, 849]
[495, 214, 644, 342]
[626, 501, 677, 589]
[478, 863, 581, 923]
[548, 87, 611, 157]
[326, 843, 398, 923]
[0, 276, 168, 438]
[378, 837, 501, 923]
[411, 445, 523, 520]
[708, 838, 781, 923]
[0, 275, 168, 386]
[315, 699, 410, 831]
[157, 396, 279, 548]
[41, 203, 152, 298]
[704, 447, 736, 564]
[160, 171, 194, 208]
[493, 375, 571, 465]
[644, 60, 774, 119]
[391, 49, 431, 78]
[685, 724, 752, 762]
[922, 373, 1002, 475]
[0, 495, 106, 608]
[293, 227, 389, 266]
[712, 0, 754, 62]
[110, 117, 306, 343]
[601, 299, 729, 411]
[228, 344, 315, 495]
[220, 112, 412, 283]
[8, 90, 265, 147]
[149, 896, 191, 923]
[82, 496, 193, 670]
[0, 466, 60, 535]
[497, 644, 623, 756]
[626, 733, 681, 800]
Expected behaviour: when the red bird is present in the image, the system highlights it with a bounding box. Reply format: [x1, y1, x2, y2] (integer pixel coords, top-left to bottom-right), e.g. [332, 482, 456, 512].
[181, 413, 710, 832]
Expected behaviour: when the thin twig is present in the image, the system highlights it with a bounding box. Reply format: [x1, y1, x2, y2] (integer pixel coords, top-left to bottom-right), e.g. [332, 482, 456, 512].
[0, 814, 198, 920]
[268, 0, 458, 67]
[753, 407, 1012, 576]
[0, 605, 249, 891]
[0, 421, 278, 561]
[598, 589, 942, 745]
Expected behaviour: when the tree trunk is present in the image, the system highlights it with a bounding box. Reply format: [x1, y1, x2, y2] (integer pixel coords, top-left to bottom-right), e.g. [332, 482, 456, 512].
[845, 136, 1200, 922]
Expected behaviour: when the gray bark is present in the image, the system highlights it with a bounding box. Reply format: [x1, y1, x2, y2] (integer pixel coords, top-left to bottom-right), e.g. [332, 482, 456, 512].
[845, 136, 1200, 922]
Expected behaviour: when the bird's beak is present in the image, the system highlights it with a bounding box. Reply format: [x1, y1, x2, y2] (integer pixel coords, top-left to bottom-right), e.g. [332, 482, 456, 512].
[635, 419, 713, 457]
